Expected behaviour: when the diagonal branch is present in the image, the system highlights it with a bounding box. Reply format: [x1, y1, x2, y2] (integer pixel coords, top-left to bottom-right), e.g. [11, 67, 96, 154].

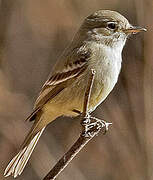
[82, 69, 95, 117]
[43, 69, 112, 180]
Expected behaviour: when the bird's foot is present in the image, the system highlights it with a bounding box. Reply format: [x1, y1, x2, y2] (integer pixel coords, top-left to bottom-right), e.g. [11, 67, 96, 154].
[82, 116, 112, 138]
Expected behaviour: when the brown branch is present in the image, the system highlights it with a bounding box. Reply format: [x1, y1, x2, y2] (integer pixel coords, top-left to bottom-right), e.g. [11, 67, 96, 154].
[43, 69, 112, 180]
[82, 69, 95, 117]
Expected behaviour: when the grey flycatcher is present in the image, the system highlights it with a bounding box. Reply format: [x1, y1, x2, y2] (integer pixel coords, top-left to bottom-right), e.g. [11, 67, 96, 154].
[4, 10, 146, 178]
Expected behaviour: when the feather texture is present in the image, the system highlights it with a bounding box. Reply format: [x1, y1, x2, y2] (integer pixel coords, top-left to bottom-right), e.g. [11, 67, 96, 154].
[4, 127, 45, 178]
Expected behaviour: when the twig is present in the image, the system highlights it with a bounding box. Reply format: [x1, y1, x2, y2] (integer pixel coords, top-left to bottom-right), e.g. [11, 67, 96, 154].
[43, 69, 112, 180]
[82, 69, 95, 117]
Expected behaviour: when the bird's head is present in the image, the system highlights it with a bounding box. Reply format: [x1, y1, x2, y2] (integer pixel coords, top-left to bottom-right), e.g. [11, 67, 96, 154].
[80, 10, 146, 48]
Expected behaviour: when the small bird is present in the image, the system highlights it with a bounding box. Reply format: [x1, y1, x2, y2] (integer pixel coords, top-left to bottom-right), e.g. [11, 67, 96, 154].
[4, 10, 146, 178]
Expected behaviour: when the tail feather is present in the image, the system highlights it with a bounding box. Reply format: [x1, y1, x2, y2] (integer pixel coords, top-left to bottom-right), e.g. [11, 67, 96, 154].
[4, 127, 45, 178]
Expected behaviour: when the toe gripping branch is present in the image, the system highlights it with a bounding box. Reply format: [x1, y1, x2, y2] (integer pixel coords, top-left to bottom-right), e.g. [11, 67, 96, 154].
[81, 114, 112, 138]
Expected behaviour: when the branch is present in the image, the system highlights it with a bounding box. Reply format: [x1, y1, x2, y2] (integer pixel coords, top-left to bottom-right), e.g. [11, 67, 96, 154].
[43, 69, 112, 180]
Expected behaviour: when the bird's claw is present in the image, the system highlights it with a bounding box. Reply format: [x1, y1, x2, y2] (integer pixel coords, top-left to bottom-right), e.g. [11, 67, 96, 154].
[82, 116, 112, 138]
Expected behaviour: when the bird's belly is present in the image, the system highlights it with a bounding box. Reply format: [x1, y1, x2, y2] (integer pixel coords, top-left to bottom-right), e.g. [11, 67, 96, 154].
[44, 62, 121, 117]
[88, 64, 121, 111]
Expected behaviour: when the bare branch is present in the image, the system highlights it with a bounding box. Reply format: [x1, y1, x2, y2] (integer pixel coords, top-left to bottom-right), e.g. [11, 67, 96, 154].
[82, 69, 95, 117]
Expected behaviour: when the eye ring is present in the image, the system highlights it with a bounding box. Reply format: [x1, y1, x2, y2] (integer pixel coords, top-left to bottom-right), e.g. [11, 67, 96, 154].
[107, 22, 117, 30]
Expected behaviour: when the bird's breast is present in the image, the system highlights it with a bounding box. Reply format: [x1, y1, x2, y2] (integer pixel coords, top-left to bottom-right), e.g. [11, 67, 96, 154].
[88, 43, 122, 111]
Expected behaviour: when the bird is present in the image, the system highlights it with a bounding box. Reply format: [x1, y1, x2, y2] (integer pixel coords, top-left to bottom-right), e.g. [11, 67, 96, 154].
[4, 10, 146, 178]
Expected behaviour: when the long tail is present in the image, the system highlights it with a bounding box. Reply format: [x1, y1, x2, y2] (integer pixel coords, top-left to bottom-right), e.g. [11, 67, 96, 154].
[4, 127, 45, 178]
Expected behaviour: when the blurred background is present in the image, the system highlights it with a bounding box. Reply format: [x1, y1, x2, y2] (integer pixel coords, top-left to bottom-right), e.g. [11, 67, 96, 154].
[0, 0, 152, 180]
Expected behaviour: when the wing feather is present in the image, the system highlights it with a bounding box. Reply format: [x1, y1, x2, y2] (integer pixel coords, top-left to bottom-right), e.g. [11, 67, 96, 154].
[27, 47, 91, 121]
[34, 63, 87, 110]
[43, 57, 87, 88]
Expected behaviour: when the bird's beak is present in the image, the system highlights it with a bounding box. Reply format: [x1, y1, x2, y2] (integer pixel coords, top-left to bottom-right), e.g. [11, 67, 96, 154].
[123, 26, 147, 34]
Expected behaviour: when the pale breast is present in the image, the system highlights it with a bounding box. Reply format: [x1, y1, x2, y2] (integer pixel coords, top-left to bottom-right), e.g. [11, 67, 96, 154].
[88, 43, 122, 111]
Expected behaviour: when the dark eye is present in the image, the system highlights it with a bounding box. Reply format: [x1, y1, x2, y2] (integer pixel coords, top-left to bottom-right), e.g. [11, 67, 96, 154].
[107, 22, 117, 30]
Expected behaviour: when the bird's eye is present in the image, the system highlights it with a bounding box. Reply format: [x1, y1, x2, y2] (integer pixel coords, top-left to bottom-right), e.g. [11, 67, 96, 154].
[107, 22, 117, 30]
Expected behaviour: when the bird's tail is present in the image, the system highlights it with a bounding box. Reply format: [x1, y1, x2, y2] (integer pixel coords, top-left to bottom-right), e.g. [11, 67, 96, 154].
[4, 125, 45, 178]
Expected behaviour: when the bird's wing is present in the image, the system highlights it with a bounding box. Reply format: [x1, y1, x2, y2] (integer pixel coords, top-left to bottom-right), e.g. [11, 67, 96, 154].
[26, 47, 91, 121]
